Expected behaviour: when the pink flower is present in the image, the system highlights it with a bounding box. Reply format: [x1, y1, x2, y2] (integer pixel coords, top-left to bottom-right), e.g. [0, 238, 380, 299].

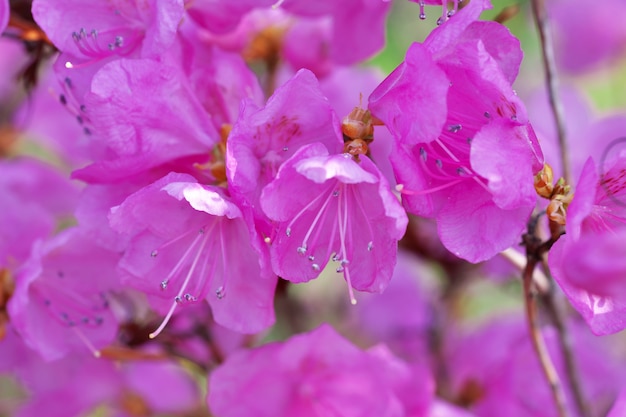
[73, 58, 218, 183]
[226, 69, 343, 234]
[109, 172, 277, 335]
[549, 157, 626, 335]
[549, 0, 626, 73]
[369, 0, 542, 262]
[8, 229, 120, 361]
[32, 0, 184, 61]
[208, 324, 423, 417]
[260, 143, 407, 304]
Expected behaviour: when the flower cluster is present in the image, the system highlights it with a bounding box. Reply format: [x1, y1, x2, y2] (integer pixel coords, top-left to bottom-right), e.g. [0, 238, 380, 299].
[1, 0, 626, 416]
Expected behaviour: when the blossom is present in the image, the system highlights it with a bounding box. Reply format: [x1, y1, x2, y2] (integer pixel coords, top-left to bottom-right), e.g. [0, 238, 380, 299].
[548, 157, 626, 335]
[549, 0, 626, 73]
[446, 316, 625, 417]
[109, 172, 276, 335]
[369, 0, 542, 262]
[208, 324, 425, 417]
[260, 143, 407, 303]
[73, 58, 218, 183]
[0, 158, 79, 270]
[8, 228, 120, 361]
[32, 0, 184, 62]
[226, 68, 343, 234]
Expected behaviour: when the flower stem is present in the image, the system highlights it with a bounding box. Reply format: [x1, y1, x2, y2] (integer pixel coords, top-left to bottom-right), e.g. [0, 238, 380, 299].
[530, 0, 570, 184]
[540, 261, 590, 417]
[522, 257, 569, 417]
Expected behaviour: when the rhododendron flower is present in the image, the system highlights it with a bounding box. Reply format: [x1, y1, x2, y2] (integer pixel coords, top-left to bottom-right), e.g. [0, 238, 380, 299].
[369, 0, 542, 262]
[8, 229, 120, 361]
[227, 69, 343, 233]
[109, 172, 276, 335]
[73, 58, 218, 183]
[446, 316, 624, 417]
[208, 324, 426, 417]
[261, 143, 407, 303]
[0, 158, 79, 269]
[549, 157, 626, 335]
[549, 0, 626, 73]
[32, 0, 184, 62]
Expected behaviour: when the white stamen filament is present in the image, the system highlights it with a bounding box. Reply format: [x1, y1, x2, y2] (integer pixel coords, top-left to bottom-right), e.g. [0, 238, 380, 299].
[149, 228, 211, 339]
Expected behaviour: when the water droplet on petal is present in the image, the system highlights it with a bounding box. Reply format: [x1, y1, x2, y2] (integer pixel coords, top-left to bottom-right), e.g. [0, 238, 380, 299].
[367, 241, 374, 251]
[336, 266, 344, 273]
[436, 159, 443, 169]
[420, 147, 427, 161]
[484, 111, 491, 118]
[312, 264, 320, 271]
[175, 296, 183, 304]
[333, 190, 340, 197]
[283, 146, 289, 151]
[332, 254, 340, 262]
[216, 286, 225, 299]
[437, 17, 444, 25]
[286, 227, 291, 237]
[308, 255, 315, 261]
[160, 280, 168, 290]
[151, 250, 158, 257]
[297, 246, 307, 255]
[184, 293, 196, 302]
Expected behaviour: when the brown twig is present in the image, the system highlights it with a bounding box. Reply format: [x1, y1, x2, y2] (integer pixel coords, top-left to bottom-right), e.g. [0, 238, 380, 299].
[522, 219, 569, 417]
[522, 258, 568, 417]
[530, 0, 570, 184]
[540, 261, 590, 417]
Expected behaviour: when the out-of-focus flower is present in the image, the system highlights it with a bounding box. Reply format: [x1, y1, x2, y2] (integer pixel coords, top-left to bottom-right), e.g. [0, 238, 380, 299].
[0, 0, 8, 34]
[549, 157, 626, 335]
[261, 143, 407, 304]
[549, 0, 626, 74]
[446, 316, 625, 417]
[8, 228, 120, 361]
[208, 324, 431, 417]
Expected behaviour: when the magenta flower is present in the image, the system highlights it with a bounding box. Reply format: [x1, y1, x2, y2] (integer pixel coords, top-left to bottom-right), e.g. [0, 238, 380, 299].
[109, 172, 276, 335]
[208, 324, 421, 417]
[446, 316, 624, 417]
[369, 0, 542, 262]
[260, 143, 407, 304]
[549, 157, 626, 335]
[32, 0, 184, 62]
[73, 58, 218, 183]
[226, 69, 343, 233]
[549, 0, 626, 73]
[186, 0, 274, 34]
[0, 158, 79, 270]
[8, 229, 120, 361]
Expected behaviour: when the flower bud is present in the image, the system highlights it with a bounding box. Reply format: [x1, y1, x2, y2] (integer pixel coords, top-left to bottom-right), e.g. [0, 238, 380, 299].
[534, 163, 554, 199]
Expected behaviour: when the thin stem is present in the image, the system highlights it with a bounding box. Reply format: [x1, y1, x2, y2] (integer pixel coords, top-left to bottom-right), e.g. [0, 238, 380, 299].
[530, 0, 570, 184]
[523, 257, 569, 417]
[540, 261, 590, 417]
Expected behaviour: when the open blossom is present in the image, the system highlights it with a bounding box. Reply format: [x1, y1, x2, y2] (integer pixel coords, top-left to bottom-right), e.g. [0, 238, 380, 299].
[109, 172, 276, 335]
[32, 0, 184, 62]
[8, 229, 120, 361]
[208, 324, 428, 417]
[226, 68, 343, 233]
[549, 157, 626, 335]
[369, 0, 542, 262]
[73, 58, 218, 183]
[260, 143, 407, 304]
